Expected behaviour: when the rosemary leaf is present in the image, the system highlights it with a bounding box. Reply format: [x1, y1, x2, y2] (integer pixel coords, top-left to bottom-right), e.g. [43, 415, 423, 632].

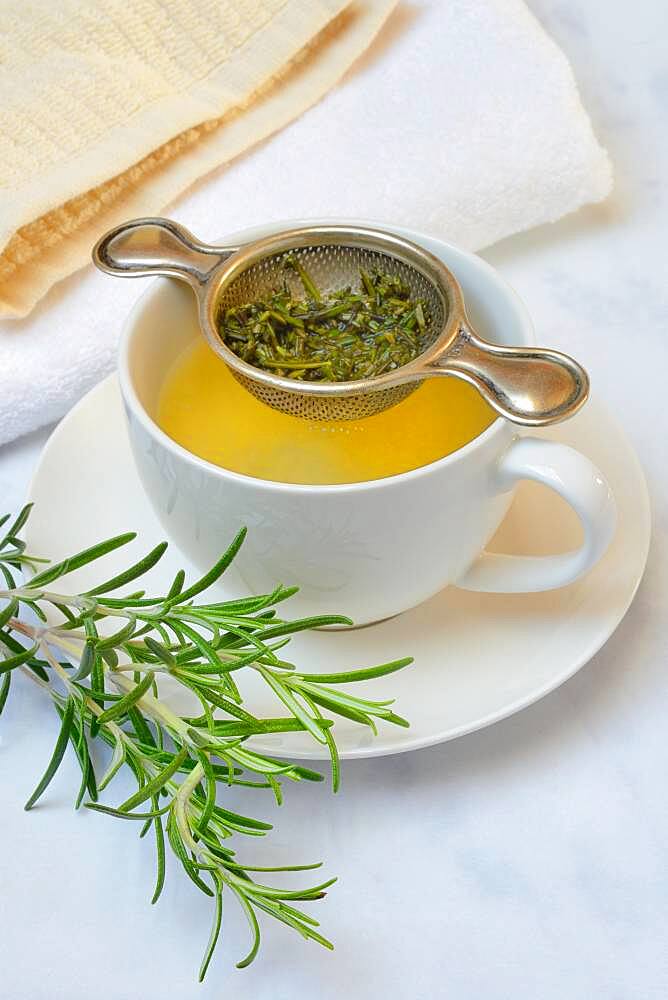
[26, 532, 136, 588]
[86, 541, 168, 595]
[24, 696, 76, 810]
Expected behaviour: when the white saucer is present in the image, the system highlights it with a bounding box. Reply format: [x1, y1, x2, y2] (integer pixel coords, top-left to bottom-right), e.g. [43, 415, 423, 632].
[26, 376, 649, 759]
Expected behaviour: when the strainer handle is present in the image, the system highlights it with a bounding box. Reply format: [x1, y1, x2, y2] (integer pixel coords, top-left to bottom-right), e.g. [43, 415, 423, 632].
[431, 327, 589, 426]
[92, 217, 236, 289]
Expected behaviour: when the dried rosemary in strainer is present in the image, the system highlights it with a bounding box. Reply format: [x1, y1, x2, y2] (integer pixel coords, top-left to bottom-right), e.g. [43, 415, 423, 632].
[217, 257, 430, 382]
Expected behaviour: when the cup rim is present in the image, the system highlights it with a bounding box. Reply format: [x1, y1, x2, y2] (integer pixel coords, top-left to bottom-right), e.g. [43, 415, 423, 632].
[118, 219, 535, 496]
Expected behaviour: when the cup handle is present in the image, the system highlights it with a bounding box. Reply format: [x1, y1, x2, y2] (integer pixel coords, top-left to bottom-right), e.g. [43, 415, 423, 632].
[457, 437, 616, 593]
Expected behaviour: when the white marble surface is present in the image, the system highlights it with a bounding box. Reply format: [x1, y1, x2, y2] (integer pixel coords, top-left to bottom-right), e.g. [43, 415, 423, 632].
[1, 1, 667, 997]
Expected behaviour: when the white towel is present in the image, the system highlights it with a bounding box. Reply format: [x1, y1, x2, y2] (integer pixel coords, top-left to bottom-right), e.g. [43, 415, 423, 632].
[0, 0, 611, 447]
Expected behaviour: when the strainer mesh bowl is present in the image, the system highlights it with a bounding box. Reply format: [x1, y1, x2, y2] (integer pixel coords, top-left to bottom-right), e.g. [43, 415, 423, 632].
[214, 242, 447, 421]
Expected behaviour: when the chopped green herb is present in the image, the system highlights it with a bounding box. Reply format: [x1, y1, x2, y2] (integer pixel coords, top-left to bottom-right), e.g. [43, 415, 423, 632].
[218, 258, 430, 382]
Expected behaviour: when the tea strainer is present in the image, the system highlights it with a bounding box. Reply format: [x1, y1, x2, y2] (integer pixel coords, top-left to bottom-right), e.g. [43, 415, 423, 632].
[93, 217, 589, 425]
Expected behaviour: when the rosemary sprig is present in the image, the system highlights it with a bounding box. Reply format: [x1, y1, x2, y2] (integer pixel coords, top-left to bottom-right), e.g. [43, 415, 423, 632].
[218, 259, 430, 382]
[0, 504, 412, 980]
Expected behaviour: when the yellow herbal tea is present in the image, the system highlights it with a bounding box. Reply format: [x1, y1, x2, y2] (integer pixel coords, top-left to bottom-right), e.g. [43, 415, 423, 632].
[157, 340, 496, 485]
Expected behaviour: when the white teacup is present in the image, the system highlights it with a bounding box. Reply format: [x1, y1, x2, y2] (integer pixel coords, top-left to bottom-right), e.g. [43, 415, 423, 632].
[119, 222, 615, 626]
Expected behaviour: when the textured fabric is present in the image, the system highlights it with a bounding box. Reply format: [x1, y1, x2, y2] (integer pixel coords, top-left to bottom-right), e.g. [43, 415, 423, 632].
[0, 0, 612, 446]
[0, 0, 396, 316]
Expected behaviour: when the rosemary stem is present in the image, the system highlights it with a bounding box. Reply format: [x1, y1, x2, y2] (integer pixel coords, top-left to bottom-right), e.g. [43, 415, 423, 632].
[17, 662, 54, 692]
[2, 587, 96, 611]
[110, 671, 192, 740]
[110, 663, 168, 674]
[31, 641, 158, 773]
[21, 641, 167, 789]
[174, 762, 205, 854]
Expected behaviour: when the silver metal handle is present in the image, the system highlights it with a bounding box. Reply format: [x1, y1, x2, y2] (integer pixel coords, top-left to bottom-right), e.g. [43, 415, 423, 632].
[430, 326, 589, 426]
[92, 217, 236, 289]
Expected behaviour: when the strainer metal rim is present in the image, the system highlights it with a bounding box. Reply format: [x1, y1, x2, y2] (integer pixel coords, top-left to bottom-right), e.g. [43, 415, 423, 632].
[198, 224, 464, 399]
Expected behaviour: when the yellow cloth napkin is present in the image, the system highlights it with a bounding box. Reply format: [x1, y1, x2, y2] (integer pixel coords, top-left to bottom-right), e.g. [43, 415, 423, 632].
[0, 0, 396, 317]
